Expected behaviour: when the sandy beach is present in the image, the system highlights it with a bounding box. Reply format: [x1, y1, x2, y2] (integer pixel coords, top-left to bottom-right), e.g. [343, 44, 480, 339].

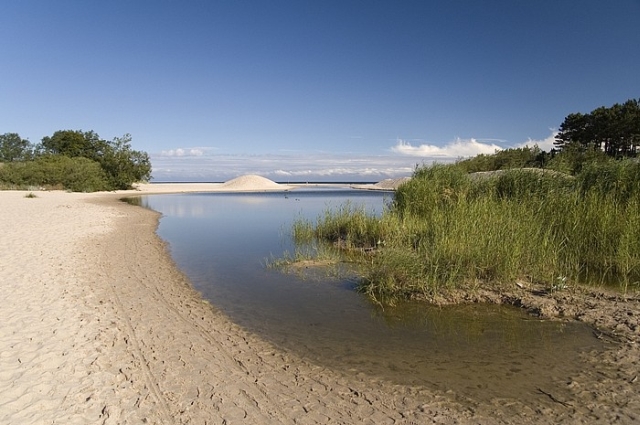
[1, 184, 639, 424]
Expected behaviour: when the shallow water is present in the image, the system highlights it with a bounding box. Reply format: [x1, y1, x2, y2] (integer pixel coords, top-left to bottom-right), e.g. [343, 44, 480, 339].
[138, 189, 606, 404]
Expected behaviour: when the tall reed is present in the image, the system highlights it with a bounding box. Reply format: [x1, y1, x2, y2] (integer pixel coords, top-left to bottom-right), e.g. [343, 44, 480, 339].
[291, 161, 640, 303]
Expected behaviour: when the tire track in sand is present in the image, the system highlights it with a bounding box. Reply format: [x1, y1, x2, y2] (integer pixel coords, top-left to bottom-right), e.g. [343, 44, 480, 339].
[102, 254, 175, 423]
[125, 231, 290, 421]
[97, 200, 291, 423]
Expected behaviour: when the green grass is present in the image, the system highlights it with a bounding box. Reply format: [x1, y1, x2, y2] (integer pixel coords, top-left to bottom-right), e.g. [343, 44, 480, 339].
[288, 160, 640, 304]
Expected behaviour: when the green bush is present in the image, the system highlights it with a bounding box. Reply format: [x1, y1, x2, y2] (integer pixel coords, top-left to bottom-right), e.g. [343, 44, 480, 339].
[0, 156, 109, 192]
[38, 130, 151, 190]
[1, 129, 151, 191]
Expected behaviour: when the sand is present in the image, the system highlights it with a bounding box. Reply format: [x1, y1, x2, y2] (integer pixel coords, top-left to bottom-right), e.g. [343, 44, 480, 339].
[131, 175, 294, 194]
[350, 177, 412, 191]
[1, 183, 639, 424]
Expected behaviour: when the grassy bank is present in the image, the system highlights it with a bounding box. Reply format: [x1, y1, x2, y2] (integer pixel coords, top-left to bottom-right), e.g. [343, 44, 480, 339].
[291, 161, 640, 304]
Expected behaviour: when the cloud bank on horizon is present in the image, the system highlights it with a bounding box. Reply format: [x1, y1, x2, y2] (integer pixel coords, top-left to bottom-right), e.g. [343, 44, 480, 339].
[151, 131, 558, 182]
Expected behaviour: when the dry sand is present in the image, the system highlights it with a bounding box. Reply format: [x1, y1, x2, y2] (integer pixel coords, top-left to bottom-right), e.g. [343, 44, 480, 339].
[1, 182, 639, 424]
[350, 177, 412, 191]
[131, 174, 295, 194]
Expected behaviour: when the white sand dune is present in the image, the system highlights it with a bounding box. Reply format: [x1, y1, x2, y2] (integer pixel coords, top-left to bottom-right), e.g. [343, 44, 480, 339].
[219, 174, 291, 191]
[130, 175, 293, 194]
[132, 175, 409, 195]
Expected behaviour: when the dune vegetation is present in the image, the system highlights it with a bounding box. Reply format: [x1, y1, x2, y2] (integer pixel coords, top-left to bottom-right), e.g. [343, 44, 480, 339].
[290, 100, 640, 304]
[291, 158, 640, 304]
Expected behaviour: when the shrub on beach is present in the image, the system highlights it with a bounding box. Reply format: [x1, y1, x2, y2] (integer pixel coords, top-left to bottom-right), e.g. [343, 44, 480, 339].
[0, 130, 151, 191]
[0, 155, 110, 192]
[37, 130, 151, 190]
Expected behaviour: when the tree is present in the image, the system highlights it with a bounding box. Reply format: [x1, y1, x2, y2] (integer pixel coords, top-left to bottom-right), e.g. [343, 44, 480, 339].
[39, 130, 105, 159]
[0, 133, 32, 162]
[100, 134, 152, 189]
[555, 99, 640, 158]
[37, 129, 152, 190]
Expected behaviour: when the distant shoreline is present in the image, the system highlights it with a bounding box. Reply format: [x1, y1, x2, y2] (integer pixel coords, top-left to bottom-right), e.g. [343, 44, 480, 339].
[125, 175, 408, 195]
[148, 180, 381, 185]
[127, 175, 411, 194]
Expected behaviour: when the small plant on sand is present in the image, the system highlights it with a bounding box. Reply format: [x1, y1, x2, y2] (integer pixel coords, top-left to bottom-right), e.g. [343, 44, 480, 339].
[24, 192, 37, 198]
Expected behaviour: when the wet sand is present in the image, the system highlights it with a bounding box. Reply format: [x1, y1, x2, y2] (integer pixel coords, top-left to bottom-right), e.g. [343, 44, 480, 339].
[1, 186, 639, 424]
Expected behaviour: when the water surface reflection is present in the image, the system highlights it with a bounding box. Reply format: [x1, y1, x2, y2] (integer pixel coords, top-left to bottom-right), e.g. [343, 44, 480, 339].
[138, 190, 605, 404]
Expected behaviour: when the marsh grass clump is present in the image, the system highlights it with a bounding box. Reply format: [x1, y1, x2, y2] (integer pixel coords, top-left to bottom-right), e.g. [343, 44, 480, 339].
[312, 202, 390, 251]
[290, 161, 640, 304]
[266, 240, 349, 281]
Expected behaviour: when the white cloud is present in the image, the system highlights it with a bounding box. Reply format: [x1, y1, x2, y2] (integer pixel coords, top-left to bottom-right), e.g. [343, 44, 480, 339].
[515, 130, 558, 151]
[150, 152, 417, 182]
[160, 147, 209, 157]
[391, 138, 502, 158]
[150, 131, 561, 182]
[391, 130, 560, 159]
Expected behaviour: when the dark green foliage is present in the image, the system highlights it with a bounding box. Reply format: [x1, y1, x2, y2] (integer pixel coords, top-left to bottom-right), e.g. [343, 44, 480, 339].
[456, 145, 548, 173]
[290, 99, 640, 303]
[37, 130, 151, 190]
[0, 133, 33, 162]
[0, 129, 151, 191]
[94, 134, 152, 190]
[545, 141, 610, 174]
[0, 155, 110, 192]
[555, 99, 640, 158]
[39, 130, 104, 158]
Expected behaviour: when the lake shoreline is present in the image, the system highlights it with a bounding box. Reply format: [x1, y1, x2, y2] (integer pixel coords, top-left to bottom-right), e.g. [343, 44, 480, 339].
[1, 186, 639, 423]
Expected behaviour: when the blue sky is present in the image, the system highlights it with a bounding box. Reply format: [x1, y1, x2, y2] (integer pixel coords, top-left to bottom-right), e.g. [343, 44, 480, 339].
[2, 1, 639, 181]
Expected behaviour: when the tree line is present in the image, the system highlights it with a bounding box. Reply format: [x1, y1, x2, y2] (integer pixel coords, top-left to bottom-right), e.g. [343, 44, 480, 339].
[555, 98, 639, 158]
[458, 98, 639, 175]
[0, 130, 151, 191]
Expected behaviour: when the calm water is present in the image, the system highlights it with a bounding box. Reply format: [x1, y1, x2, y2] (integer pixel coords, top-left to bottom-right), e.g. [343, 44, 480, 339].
[137, 189, 606, 404]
